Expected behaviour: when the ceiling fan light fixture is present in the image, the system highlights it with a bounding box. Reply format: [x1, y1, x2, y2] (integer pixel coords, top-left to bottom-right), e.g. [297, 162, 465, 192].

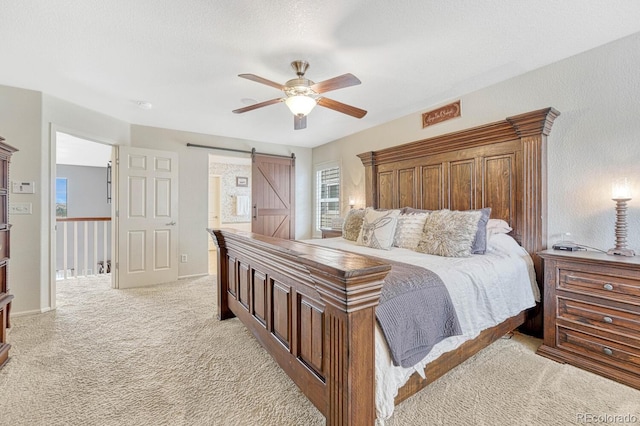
[285, 95, 316, 117]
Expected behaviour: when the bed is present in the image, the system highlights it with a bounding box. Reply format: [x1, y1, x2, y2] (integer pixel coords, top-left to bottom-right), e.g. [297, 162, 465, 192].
[208, 107, 560, 425]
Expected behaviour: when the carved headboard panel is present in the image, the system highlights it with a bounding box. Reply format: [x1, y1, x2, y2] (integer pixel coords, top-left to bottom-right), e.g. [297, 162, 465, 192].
[358, 108, 560, 334]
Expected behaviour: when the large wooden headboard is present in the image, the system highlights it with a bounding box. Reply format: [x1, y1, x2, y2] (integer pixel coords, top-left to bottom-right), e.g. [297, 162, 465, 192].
[358, 107, 560, 334]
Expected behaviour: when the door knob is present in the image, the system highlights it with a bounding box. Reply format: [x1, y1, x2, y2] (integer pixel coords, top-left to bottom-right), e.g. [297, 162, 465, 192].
[165, 221, 176, 226]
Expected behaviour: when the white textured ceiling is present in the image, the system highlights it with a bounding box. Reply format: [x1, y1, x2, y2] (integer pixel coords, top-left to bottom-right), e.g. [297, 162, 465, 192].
[56, 132, 113, 167]
[2, 1, 640, 148]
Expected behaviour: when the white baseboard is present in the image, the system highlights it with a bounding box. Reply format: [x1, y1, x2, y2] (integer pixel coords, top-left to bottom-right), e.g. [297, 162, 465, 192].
[178, 273, 209, 280]
[11, 307, 54, 318]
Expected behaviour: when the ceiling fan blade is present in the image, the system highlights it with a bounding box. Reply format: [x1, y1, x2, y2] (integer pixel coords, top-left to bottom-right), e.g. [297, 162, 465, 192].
[317, 97, 367, 118]
[238, 73, 285, 90]
[232, 98, 283, 114]
[311, 73, 361, 94]
[294, 115, 307, 130]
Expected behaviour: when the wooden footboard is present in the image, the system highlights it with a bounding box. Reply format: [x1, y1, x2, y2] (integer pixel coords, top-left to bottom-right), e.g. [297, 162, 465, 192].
[209, 228, 391, 425]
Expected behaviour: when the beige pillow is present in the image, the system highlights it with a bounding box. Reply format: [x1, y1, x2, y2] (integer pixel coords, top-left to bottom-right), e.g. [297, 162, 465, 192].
[342, 208, 365, 241]
[357, 208, 401, 250]
[416, 209, 482, 257]
[393, 213, 429, 249]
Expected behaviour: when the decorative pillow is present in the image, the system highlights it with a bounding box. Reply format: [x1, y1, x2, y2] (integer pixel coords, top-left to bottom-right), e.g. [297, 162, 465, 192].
[416, 209, 483, 257]
[471, 207, 492, 255]
[401, 207, 431, 215]
[393, 213, 429, 249]
[487, 218, 512, 236]
[357, 208, 401, 250]
[342, 208, 365, 241]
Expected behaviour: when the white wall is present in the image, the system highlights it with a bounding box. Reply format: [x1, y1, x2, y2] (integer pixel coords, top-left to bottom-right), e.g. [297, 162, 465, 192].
[6, 29, 640, 315]
[130, 125, 313, 278]
[0, 83, 312, 314]
[313, 31, 640, 254]
[0, 88, 131, 315]
[0, 85, 43, 316]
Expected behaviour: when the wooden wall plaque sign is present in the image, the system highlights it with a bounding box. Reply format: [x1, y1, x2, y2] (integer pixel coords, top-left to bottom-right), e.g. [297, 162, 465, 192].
[422, 100, 461, 128]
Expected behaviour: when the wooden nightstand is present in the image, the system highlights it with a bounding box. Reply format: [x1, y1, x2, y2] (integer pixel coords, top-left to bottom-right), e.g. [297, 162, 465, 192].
[320, 228, 342, 239]
[537, 250, 640, 389]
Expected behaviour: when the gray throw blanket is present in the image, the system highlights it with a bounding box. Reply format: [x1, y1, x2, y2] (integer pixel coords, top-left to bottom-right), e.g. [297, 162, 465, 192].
[374, 258, 462, 368]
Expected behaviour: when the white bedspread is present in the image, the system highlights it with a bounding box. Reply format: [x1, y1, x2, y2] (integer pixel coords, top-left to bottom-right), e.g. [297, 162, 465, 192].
[305, 233, 538, 421]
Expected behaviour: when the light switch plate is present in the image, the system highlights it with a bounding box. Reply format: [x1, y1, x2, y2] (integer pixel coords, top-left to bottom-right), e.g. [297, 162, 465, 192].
[12, 181, 35, 194]
[10, 202, 32, 214]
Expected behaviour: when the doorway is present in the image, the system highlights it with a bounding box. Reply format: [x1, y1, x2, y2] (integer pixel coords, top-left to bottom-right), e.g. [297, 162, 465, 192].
[51, 130, 115, 308]
[207, 154, 252, 275]
[208, 175, 221, 275]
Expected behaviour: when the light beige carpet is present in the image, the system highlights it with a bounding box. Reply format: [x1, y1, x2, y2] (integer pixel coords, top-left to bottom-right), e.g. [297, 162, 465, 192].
[0, 275, 638, 425]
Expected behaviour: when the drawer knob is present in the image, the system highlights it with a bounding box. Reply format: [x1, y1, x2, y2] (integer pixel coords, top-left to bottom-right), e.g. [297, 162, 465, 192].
[603, 316, 613, 324]
[603, 347, 613, 356]
[603, 283, 614, 291]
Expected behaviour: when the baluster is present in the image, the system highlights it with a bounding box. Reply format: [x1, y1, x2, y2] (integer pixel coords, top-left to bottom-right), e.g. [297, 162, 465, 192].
[103, 221, 108, 273]
[93, 221, 98, 276]
[83, 221, 89, 276]
[63, 222, 68, 279]
[73, 222, 78, 278]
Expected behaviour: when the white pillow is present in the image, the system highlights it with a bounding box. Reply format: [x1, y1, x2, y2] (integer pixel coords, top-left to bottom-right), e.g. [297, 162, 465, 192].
[357, 208, 401, 250]
[487, 219, 512, 236]
[393, 213, 429, 249]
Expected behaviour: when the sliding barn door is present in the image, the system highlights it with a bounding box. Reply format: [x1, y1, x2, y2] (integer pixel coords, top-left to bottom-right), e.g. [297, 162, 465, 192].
[251, 153, 295, 239]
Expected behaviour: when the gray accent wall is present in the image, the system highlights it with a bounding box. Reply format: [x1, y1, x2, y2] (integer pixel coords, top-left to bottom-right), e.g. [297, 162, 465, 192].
[56, 165, 111, 217]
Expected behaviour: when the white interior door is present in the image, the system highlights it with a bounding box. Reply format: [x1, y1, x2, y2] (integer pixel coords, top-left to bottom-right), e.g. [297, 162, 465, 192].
[115, 146, 178, 288]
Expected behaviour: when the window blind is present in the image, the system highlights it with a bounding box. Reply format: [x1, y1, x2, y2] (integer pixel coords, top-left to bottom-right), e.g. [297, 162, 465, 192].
[316, 166, 340, 230]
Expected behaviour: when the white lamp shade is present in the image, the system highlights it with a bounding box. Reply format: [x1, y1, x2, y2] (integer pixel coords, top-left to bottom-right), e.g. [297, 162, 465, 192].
[285, 95, 316, 117]
[612, 177, 631, 200]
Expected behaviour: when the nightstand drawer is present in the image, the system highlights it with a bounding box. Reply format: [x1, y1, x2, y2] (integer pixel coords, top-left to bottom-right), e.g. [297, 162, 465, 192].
[558, 326, 640, 373]
[557, 297, 640, 341]
[559, 269, 640, 304]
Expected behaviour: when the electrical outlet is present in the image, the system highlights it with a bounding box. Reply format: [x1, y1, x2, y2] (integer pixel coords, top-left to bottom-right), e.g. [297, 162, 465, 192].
[180, 254, 188, 263]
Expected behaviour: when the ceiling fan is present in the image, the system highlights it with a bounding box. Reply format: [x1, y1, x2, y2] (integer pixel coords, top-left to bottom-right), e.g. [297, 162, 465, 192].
[232, 60, 367, 130]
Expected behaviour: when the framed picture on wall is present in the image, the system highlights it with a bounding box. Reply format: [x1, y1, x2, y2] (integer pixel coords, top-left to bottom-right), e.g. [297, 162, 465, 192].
[236, 176, 248, 187]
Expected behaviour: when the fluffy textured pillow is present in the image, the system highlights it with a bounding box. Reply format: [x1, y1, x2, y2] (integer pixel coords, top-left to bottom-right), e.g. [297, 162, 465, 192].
[401, 207, 431, 215]
[342, 208, 365, 241]
[357, 208, 401, 250]
[471, 207, 492, 255]
[487, 218, 512, 236]
[416, 209, 483, 257]
[393, 213, 429, 249]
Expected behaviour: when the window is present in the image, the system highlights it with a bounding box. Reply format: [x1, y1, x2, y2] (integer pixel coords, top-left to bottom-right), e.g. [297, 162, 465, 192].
[316, 166, 340, 230]
[56, 177, 68, 217]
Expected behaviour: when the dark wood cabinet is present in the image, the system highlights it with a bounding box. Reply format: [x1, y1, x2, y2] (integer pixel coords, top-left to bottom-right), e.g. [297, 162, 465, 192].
[0, 137, 17, 368]
[320, 228, 342, 239]
[537, 250, 640, 389]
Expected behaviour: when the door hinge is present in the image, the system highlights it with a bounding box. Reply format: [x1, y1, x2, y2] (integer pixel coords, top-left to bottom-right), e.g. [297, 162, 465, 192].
[115, 210, 119, 217]
[115, 262, 119, 270]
